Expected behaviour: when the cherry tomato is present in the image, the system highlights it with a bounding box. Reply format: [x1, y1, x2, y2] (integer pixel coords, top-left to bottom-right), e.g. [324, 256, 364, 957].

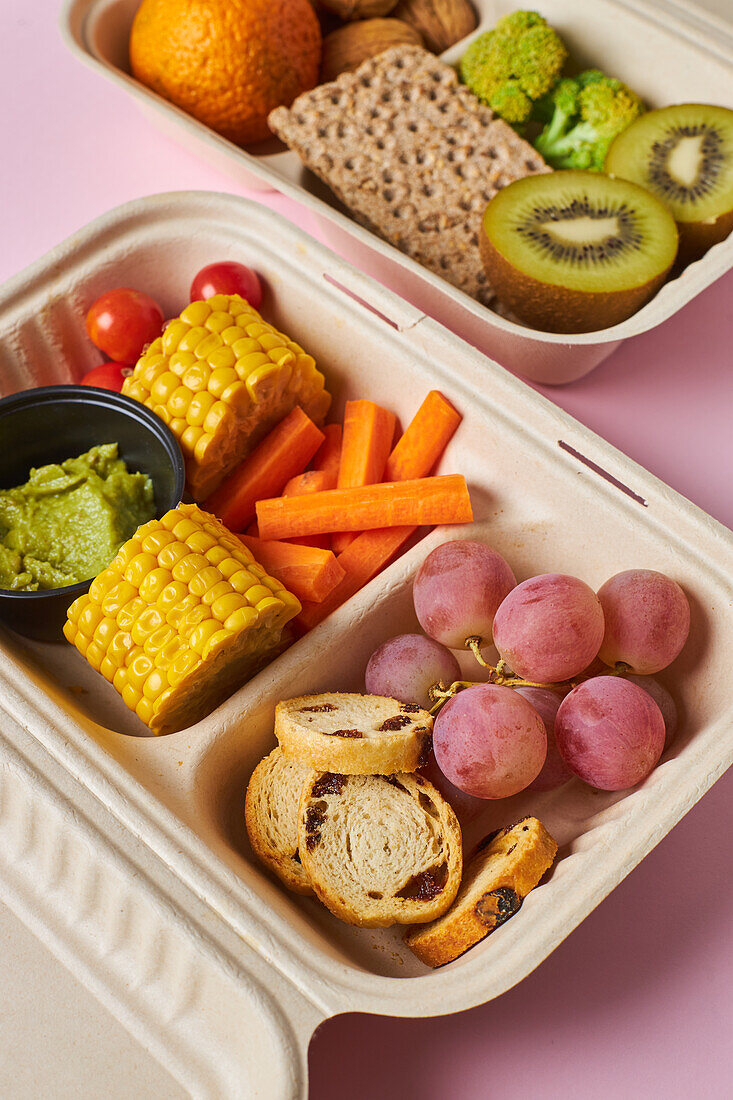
[190, 262, 263, 310]
[86, 288, 164, 365]
[80, 362, 134, 393]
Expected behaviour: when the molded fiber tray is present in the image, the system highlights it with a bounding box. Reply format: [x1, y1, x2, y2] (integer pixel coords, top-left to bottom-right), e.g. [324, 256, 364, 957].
[1, 192, 732, 1098]
[61, 0, 733, 384]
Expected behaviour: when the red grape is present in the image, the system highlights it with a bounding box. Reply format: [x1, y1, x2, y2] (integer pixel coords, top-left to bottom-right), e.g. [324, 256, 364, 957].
[624, 675, 678, 751]
[597, 569, 690, 674]
[413, 540, 516, 651]
[555, 676, 665, 790]
[190, 262, 263, 310]
[493, 574, 605, 683]
[79, 362, 133, 393]
[433, 684, 547, 799]
[514, 686, 573, 791]
[364, 633, 461, 710]
[86, 288, 164, 365]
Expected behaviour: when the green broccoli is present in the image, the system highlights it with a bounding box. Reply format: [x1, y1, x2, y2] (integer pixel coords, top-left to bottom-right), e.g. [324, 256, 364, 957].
[459, 10, 568, 127]
[533, 70, 645, 170]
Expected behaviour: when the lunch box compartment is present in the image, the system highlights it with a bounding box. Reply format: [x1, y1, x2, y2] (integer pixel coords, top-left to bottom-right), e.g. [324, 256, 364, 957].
[1, 193, 731, 1096]
[62, 0, 733, 383]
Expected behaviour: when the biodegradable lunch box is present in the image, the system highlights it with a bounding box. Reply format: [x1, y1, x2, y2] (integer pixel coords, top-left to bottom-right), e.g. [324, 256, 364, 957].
[61, 0, 733, 384]
[1, 192, 732, 1098]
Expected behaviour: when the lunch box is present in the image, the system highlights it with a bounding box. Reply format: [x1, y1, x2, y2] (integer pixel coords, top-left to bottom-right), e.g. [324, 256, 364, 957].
[1, 191, 732, 1098]
[61, 0, 733, 385]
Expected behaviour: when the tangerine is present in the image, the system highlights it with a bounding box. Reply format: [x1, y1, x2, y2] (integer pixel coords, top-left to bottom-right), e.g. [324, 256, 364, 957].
[130, 0, 322, 145]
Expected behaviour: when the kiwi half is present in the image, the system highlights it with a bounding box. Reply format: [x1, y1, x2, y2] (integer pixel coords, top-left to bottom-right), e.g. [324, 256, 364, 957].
[479, 171, 678, 333]
[605, 104, 733, 265]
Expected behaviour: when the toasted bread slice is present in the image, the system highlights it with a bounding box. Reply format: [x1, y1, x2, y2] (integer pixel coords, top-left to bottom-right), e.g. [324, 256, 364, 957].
[275, 693, 433, 775]
[297, 771, 462, 928]
[405, 817, 557, 966]
[245, 747, 314, 895]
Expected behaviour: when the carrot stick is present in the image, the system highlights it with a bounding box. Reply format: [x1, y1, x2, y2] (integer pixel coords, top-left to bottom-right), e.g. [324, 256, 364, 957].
[332, 401, 396, 553]
[283, 470, 333, 550]
[256, 475, 472, 540]
[239, 535, 345, 604]
[283, 470, 334, 496]
[310, 423, 342, 484]
[296, 525, 416, 631]
[204, 407, 324, 531]
[296, 392, 463, 631]
[384, 391, 462, 482]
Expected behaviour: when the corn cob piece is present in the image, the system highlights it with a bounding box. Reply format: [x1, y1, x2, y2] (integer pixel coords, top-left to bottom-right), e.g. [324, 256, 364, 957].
[122, 294, 331, 501]
[64, 504, 301, 735]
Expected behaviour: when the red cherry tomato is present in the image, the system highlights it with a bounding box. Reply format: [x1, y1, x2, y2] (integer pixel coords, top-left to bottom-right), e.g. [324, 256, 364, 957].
[80, 362, 134, 393]
[190, 262, 263, 310]
[85, 288, 164, 365]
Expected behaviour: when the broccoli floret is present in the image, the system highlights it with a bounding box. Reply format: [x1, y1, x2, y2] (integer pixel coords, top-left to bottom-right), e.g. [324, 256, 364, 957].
[533, 70, 645, 170]
[459, 11, 568, 127]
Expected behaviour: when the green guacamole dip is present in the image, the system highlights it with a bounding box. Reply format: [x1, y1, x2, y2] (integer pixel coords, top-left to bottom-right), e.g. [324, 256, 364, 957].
[0, 443, 155, 592]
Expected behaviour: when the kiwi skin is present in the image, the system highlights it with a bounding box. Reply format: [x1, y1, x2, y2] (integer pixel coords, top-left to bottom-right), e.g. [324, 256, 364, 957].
[670, 209, 733, 268]
[479, 227, 676, 333]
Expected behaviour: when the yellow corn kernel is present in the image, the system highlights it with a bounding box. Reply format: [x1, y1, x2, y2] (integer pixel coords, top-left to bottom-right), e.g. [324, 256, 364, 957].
[150, 371, 180, 405]
[186, 391, 216, 426]
[136, 697, 155, 725]
[169, 350, 197, 377]
[189, 566, 224, 598]
[125, 552, 159, 589]
[224, 605, 258, 633]
[172, 553, 209, 584]
[141, 529, 177, 556]
[211, 592, 247, 622]
[143, 667, 169, 701]
[205, 310, 235, 335]
[180, 425, 204, 457]
[157, 542, 190, 571]
[131, 606, 165, 645]
[139, 567, 173, 603]
[189, 618, 222, 655]
[194, 332, 224, 362]
[182, 362, 211, 393]
[245, 584, 273, 606]
[117, 597, 147, 630]
[180, 301, 211, 326]
[122, 682, 142, 710]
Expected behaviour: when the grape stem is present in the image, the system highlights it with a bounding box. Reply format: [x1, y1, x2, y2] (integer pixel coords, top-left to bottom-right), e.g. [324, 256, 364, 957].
[428, 661, 631, 715]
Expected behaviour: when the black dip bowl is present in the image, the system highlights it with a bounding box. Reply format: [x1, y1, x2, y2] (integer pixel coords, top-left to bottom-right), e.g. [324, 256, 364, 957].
[0, 386, 185, 641]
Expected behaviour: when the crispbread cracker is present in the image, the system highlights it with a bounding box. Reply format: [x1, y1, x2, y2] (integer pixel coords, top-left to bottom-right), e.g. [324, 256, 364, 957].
[269, 46, 549, 305]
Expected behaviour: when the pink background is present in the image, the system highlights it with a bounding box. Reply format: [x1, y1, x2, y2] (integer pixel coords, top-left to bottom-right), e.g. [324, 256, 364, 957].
[1, 2, 732, 1097]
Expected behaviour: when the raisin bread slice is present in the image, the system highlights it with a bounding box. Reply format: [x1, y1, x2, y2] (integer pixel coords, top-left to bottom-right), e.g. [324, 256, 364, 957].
[405, 817, 558, 967]
[297, 772, 462, 927]
[245, 748, 314, 895]
[275, 693, 433, 775]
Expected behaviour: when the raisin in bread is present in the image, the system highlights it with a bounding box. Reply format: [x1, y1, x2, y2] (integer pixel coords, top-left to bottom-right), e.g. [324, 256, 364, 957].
[405, 817, 558, 967]
[297, 772, 462, 927]
[275, 693, 432, 775]
[245, 748, 314, 895]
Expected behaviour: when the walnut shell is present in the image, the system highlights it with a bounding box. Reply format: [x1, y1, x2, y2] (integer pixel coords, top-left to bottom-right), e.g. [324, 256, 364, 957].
[320, 18, 424, 82]
[392, 0, 477, 53]
[319, 0, 399, 19]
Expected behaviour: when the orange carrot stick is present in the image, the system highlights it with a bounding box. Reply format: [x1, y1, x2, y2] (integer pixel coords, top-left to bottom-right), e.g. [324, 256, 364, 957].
[310, 423, 342, 483]
[283, 470, 333, 550]
[296, 391, 463, 631]
[283, 470, 334, 496]
[256, 475, 472, 540]
[384, 391, 462, 482]
[204, 407, 324, 531]
[239, 535, 345, 604]
[296, 525, 416, 631]
[332, 401, 396, 553]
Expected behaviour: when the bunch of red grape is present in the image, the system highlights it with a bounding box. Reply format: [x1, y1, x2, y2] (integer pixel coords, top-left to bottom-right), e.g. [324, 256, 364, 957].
[365, 540, 688, 801]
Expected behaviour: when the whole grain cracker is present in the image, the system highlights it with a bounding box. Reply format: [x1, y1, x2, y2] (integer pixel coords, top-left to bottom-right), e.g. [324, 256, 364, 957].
[269, 46, 549, 305]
